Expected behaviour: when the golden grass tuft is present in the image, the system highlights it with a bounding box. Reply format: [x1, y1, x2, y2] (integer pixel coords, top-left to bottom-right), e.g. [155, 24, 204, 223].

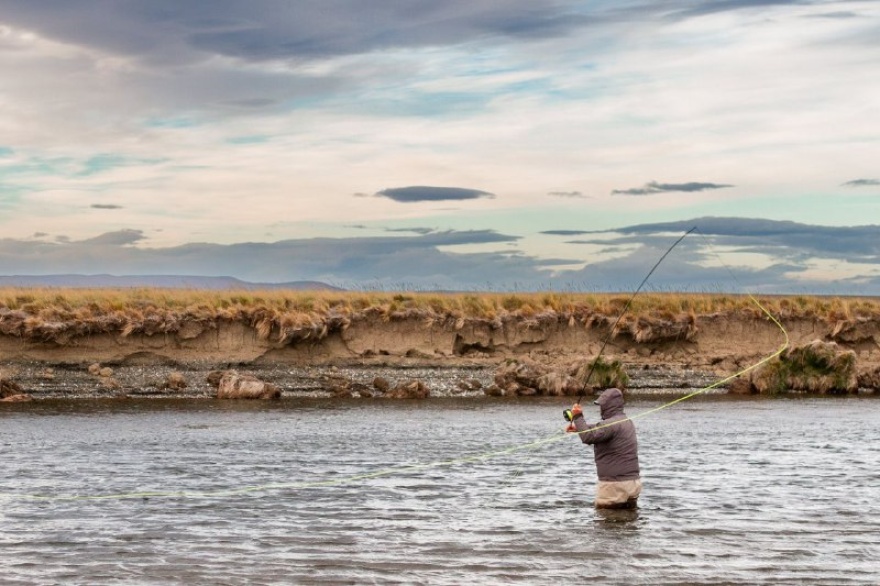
[0, 288, 878, 344]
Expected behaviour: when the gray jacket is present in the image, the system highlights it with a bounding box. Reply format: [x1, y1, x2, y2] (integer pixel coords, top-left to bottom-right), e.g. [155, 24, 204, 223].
[573, 388, 640, 481]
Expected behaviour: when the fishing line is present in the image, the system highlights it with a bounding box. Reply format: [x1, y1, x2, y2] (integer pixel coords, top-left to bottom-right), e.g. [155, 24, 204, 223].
[568, 224, 791, 435]
[0, 302, 786, 503]
[1, 430, 574, 503]
[576, 227, 696, 403]
[603, 293, 788, 425]
[509, 228, 701, 482]
[0, 230, 790, 503]
[501, 428, 566, 485]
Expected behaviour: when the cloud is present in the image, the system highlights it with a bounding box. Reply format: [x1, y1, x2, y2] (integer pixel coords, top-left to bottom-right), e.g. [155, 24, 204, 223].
[540, 230, 590, 236]
[804, 11, 861, 19]
[547, 191, 587, 198]
[0, 1, 592, 64]
[2, 218, 880, 293]
[0, 228, 545, 289]
[78, 229, 146, 246]
[611, 181, 734, 196]
[842, 179, 880, 187]
[375, 186, 494, 203]
[668, 0, 807, 20]
[608, 216, 880, 260]
[550, 217, 880, 294]
[1, 0, 879, 290]
[384, 227, 436, 235]
[90, 203, 123, 209]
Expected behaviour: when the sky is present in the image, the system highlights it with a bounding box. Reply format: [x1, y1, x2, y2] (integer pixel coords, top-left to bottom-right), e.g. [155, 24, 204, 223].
[0, 0, 878, 293]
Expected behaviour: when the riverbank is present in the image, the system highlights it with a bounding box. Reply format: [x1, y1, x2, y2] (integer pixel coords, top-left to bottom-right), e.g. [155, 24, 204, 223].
[2, 290, 879, 398]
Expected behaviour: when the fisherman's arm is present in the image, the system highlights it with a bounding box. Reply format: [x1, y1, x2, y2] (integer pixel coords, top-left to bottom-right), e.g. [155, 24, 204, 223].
[565, 404, 615, 444]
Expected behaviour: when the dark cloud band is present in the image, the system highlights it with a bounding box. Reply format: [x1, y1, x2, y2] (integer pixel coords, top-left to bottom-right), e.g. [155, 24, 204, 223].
[376, 186, 494, 203]
[612, 181, 733, 196]
[547, 191, 585, 198]
[842, 179, 880, 187]
[2, 218, 878, 293]
[540, 230, 590, 236]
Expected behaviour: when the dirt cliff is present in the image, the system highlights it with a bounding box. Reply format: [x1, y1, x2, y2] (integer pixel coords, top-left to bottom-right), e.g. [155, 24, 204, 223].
[2, 308, 879, 398]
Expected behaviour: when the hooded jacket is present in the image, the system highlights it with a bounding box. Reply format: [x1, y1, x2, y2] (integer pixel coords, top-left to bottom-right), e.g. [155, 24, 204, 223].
[573, 387, 640, 481]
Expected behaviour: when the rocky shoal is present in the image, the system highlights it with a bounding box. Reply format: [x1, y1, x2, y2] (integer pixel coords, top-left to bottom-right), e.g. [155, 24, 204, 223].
[1, 360, 722, 400]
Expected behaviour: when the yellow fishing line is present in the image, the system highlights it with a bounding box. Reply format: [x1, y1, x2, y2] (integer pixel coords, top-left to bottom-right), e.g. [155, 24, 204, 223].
[1, 293, 788, 503]
[574, 293, 789, 434]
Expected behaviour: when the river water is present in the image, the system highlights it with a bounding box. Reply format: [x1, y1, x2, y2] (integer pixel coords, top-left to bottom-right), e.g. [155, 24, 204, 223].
[1, 396, 878, 585]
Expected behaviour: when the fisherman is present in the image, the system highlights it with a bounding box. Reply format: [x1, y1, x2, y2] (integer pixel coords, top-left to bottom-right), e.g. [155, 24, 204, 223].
[564, 387, 641, 509]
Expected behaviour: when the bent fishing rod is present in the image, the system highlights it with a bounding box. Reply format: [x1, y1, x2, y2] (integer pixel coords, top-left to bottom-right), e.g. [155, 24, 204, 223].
[573, 226, 697, 405]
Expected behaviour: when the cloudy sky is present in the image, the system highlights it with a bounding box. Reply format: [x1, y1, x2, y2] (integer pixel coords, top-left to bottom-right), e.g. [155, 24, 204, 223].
[1, 0, 878, 292]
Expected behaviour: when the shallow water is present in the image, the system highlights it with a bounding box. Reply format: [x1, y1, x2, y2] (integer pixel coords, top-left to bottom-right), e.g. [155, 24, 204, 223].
[1, 396, 878, 585]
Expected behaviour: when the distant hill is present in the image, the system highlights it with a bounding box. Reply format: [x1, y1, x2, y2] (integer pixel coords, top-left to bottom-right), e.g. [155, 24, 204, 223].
[0, 274, 342, 290]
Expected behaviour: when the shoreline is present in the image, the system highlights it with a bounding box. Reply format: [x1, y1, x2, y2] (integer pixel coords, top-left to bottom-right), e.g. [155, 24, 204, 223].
[3, 359, 876, 401]
[2, 291, 879, 399]
[1, 358, 723, 400]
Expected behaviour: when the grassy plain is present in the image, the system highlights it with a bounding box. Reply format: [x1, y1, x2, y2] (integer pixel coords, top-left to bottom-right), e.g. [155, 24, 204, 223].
[2, 287, 878, 317]
[1, 287, 878, 343]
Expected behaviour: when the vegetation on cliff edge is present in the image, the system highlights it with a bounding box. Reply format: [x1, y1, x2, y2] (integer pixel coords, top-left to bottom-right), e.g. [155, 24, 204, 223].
[0, 288, 877, 344]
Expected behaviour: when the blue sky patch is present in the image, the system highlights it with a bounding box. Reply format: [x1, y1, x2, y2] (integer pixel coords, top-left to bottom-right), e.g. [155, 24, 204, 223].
[77, 154, 168, 177]
[144, 116, 202, 129]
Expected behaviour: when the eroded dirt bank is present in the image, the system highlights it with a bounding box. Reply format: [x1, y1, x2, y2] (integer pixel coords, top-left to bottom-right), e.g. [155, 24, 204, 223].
[2, 310, 879, 398]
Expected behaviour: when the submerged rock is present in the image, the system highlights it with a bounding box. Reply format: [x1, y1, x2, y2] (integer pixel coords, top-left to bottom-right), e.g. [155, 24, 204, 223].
[384, 379, 430, 399]
[206, 370, 227, 388]
[1, 373, 31, 401]
[325, 377, 373, 398]
[0, 393, 32, 402]
[161, 372, 188, 390]
[216, 370, 281, 399]
[1, 377, 24, 397]
[100, 377, 121, 390]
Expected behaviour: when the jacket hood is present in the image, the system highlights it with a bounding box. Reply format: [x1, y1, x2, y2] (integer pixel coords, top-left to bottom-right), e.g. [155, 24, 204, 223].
[595, 387, 625, 419]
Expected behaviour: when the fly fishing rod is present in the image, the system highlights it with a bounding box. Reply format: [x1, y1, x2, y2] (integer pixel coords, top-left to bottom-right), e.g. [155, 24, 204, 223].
[573, 226, 697, 405]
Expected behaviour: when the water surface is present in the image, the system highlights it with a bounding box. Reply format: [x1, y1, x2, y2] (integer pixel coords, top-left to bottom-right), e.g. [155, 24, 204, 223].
[2, 396, 878, 585]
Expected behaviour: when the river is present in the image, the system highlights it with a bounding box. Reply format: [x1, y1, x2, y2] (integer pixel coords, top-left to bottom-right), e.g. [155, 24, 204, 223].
[1, 395, 878, 585]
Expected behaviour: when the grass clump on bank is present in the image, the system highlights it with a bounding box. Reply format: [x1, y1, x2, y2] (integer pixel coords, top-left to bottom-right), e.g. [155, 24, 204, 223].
[1, 288, 878, 344]
[733, 340, 859, 394]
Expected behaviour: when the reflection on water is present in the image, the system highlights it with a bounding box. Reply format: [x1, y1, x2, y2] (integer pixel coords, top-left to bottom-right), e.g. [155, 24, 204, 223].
[1, 396, 879, 585]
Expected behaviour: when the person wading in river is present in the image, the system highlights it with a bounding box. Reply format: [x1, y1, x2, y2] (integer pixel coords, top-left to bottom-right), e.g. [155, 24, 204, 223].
[565, 387, 641, 509]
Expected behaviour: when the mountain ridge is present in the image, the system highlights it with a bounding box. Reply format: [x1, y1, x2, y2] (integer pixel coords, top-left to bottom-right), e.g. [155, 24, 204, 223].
[0, 274, 341, 290]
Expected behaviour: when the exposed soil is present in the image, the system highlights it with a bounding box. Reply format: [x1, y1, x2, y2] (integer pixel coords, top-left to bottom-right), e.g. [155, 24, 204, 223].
[2, 312, 878, 399]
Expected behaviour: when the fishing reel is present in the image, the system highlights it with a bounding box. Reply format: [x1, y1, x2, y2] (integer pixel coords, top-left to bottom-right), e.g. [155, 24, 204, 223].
[563, 406, 583, 433]
[563, 404, 582, 422]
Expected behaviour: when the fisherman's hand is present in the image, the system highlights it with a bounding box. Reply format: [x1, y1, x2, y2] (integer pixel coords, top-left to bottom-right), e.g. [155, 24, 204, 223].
[566, 423, 578, 433]
[563, 403, 583, 422]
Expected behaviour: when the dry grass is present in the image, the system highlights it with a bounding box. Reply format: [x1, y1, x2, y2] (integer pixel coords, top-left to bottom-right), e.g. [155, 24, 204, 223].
[1, 288, 878, 344]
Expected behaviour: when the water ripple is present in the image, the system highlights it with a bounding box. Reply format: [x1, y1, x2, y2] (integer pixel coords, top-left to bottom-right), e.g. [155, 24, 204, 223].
[1, 396, 878, 585]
